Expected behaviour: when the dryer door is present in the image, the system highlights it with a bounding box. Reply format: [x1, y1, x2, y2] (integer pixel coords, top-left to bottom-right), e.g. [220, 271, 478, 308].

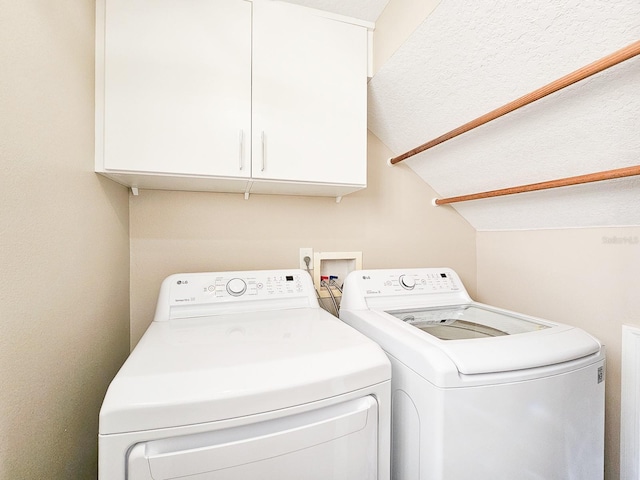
[127, 396, 378, 480]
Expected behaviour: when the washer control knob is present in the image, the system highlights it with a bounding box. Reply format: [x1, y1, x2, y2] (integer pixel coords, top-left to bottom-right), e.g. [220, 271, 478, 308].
[399, 275, 416, 290]
[226, 278, 247, 296]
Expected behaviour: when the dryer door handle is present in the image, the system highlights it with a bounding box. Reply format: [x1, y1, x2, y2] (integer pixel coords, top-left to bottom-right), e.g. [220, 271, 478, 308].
[131, 396, 377, 480]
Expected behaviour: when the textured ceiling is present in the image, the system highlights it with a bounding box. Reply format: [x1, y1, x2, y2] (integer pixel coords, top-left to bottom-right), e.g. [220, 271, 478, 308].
[368, 0, 640, 230]
[281, 0, 388, 22]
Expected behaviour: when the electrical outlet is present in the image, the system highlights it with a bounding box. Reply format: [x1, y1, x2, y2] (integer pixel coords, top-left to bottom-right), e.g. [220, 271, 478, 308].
[299, 248, 313, 271]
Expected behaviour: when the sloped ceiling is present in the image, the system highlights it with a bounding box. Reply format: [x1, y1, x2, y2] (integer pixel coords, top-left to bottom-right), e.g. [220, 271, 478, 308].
[282, 0, 388, 22]
[368, 0, 640, 230]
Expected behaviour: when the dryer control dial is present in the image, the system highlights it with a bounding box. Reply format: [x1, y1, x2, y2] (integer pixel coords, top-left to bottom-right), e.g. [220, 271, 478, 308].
[399, 275, 416, 290]
[226, 278, 247, 296]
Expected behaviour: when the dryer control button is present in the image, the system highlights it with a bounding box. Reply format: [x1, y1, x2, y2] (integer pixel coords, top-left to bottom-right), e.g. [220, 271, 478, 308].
[399, 275, 416, 290]
[226, 278, 247, 296]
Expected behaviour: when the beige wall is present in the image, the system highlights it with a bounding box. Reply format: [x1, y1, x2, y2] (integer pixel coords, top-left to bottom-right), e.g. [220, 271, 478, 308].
[477, 227, 640, 479]
[0, 1, 130, 478]
[129, 131, 476, 345]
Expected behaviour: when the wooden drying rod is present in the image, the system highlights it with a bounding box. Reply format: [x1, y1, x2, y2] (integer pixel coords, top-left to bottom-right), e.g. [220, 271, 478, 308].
[388, 39, 640, 165]
[432, 165, 640, 206]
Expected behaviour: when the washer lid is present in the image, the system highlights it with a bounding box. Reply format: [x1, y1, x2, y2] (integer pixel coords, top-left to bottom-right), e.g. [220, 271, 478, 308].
[388, 305, 550, 340]
[385, 304, 601, 376]
[99, 308, 390, 435]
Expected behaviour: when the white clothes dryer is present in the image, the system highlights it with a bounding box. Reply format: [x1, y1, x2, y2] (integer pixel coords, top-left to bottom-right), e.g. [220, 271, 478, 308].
[99, 269, 391, 480]
[339, 268, 605, 480]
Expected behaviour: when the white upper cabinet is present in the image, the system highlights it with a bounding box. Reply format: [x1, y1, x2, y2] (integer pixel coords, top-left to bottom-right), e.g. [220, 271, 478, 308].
[97, 0, 252, 191]
[250, 1, 368, 189]
[95, 0, 372, 198]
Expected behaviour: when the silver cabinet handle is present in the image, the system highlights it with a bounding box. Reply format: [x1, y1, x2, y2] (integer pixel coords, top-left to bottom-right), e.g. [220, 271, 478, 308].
[238, 129, 244, 171]
[261, 131, 266, 172]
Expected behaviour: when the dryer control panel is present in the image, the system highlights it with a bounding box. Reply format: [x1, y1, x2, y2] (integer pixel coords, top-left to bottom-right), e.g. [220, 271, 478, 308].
[154, 270, 316, 321]
[170, 272, 305, 300]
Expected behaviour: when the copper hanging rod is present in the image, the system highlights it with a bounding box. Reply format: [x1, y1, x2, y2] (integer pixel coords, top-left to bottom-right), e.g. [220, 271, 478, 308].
[389, 39, 640, 166]
[432, 165, 640, 206]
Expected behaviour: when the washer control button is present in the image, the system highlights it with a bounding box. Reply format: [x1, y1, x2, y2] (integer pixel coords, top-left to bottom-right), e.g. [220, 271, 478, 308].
[399, 275, 416, 290]
[226, 278, 247, 296]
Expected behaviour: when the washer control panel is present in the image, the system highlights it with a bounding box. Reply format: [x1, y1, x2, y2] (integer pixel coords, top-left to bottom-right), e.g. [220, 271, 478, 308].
[340, 268, 472, 311]
[371, 270, 461, 295]
[345, 268, 470, 298]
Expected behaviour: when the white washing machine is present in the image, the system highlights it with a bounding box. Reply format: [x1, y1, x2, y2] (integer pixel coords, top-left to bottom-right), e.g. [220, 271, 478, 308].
[339, 268, 605, 480]
[99, 269, 391, 480]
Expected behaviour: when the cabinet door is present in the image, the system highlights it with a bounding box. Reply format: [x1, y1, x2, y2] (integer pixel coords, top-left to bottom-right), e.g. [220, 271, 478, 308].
[251, 2, 368, 186]
[101, 0, 251, 178]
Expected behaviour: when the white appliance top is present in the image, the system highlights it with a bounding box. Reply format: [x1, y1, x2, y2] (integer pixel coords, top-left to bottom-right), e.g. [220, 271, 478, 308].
[100, 270, 390, 435]
[340, 268, 603, 386]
